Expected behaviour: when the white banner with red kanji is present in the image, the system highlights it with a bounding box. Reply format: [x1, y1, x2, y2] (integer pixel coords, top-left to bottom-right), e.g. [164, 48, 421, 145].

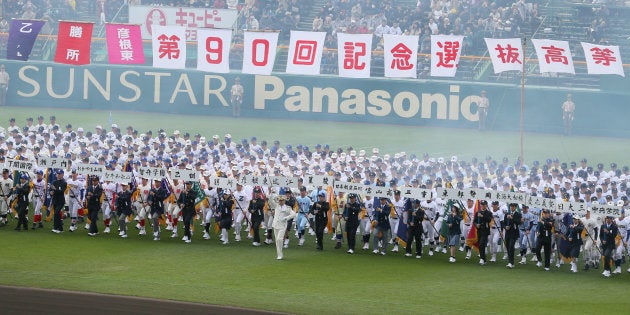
[484, 38, 523, 73]
[531, 39, 575, 74]
[286, 31, 326, 75]
[431, 35, 463, 77]
[54, 21, 94, 65]
[151, 25, 186, 69]
[196, 28, 232, 73]
[337, 33, 372, 78]
[242, 31, 279, 75]
[581, 42, 624, 77]
[383, 34, 418, 78]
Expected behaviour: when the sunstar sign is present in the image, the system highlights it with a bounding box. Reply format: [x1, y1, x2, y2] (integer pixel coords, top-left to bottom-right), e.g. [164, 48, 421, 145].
[5, 61, 628, 137]
[12, 63, 484, 121]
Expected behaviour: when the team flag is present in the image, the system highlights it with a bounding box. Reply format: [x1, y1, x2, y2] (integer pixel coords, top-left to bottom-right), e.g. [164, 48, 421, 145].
[54, 21, 94, 65]
[581, 42, 625, 77]
[395, 198, 413, 248]
[326, 185, 335, 233]
[439, 199, 453, 242]
[105, 23, 145, 64]
[466, 200, 480, 252]
[242, 31, 279, 75]
[6, 19, 46, 61]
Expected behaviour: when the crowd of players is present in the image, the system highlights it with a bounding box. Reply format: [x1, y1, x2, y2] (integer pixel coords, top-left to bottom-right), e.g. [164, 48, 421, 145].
[0, 115, 629, 276]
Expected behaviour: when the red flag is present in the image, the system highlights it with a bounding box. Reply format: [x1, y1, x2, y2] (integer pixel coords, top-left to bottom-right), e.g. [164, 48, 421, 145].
[466, 200, 480, 252]
[54, 21, 94, 65]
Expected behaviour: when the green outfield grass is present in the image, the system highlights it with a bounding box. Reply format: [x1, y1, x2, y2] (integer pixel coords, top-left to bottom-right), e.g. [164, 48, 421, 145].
[0, 220, 628, 315]
[1, 106, 630, 167]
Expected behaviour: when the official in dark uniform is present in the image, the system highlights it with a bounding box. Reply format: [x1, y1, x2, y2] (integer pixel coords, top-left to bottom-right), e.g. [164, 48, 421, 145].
[14, 174, 30, 231]
[310, 191, 329, 250]
[50, 169, 67, 233]
[535, 209, 554, 270]
[86, 175, 103, 236]
[372, 197, 392, 255]
[116, 182, 132, 238]
[567, 216, 584, 273]
[503, 203, 522, 268]
[600, 216, 618, 277]
[148, 179, 168, 241]
[343, 193, 362, 254]
[218, 191, 234, 244]
[177, 181, 196, 243]
[474, 200, 492, 265]
[248, 187, 266, 246]
[405, 199, 425, 258]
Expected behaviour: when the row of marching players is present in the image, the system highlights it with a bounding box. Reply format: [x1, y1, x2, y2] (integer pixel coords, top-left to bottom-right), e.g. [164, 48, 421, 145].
[1, 168, 628, 272]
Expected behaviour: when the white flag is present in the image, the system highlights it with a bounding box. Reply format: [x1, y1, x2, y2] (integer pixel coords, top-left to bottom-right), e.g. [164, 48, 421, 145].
[531, 39, 574, 74]
[286, 31, 326, 75]
[383, 34, 418, 78]
[581, 42, 625, 77]
[484, 38, 523, 73]
[242, 32, 279, 75]
[151, 25, 187, 69]
[337, 33, 372, 78]
[430, 35, 464, 77]
[196, 28, 232, 73]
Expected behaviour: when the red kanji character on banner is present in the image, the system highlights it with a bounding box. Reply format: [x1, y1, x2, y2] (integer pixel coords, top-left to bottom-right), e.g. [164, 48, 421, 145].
[590, 47, 616, 66]
[436, 41, 459, 68]
[542, 45, 568, 65]
[157, 34, 181, 59]
[494, 44, 521, 64]
[293, 40, 317, 65]
[343, 42, 366, 70]
[390, 43, 413, 70]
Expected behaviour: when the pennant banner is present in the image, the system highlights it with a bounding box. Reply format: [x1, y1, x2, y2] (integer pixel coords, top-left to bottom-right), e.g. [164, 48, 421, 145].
[54, 21, 94, 65]
[151, 25, 186, 69]
[105, 23, 145, 64]
[197, 28, 232, 73]
[531, 39, 575, 74]
[484, 38, 523, 73]
[242, 31, 279, 75]
[383, 34, 418, 78]
[6, 19, 45, 61]
[286, 31, 326, 75]
[337, 33, 372, 78]
[581, 42, 625, 77]
[431, 35, 464, 77]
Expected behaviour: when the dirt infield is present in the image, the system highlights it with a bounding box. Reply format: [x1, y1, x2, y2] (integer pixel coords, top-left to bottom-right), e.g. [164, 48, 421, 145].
[0, 285, 287, 315]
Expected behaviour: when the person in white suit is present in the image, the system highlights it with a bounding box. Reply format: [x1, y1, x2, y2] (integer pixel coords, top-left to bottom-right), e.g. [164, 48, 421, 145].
[273, 195, 297, 260]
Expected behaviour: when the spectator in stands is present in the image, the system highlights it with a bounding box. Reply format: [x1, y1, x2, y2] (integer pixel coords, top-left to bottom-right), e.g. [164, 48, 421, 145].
[245, 14, 259, 31]
[312, 15, 323, 31]
[0, 16, 9, 33]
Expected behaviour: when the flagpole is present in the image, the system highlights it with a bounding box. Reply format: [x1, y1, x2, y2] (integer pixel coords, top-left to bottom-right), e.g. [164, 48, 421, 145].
[520, 37, 526, 163]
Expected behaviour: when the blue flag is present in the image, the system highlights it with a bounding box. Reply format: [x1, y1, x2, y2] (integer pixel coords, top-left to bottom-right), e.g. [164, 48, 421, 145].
[7, 19, 46, 61]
